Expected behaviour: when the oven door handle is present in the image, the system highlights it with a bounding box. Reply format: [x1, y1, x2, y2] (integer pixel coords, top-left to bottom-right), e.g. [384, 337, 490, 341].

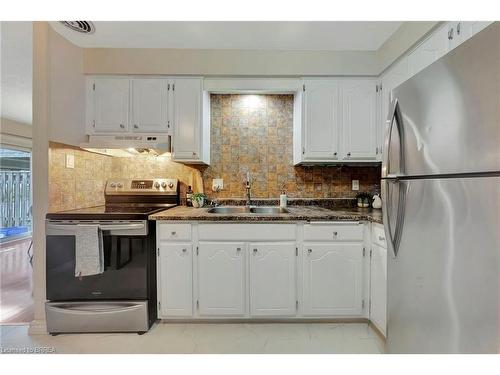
[46, 222, 147, 236]
[46, 223, 145, 231]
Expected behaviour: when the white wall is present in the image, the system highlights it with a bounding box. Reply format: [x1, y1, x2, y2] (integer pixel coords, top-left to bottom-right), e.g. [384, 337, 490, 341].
[0, 21, 33, 125]
[30, 21, 50, 334]
[48, 27, 86, 145]
[84, 48, 379, 76]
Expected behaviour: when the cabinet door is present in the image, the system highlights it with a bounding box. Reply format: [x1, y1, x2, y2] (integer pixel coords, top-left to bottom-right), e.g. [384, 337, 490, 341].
[131, 79, 169, 133]
[158, 243, 193, 317]
[408, 25, 449, 76]
[341, 80, 377, 160]
[302, 80, 341, 161]
[249, 243, 296, 317]
[302, 243, 363, 316]
[370, 243, 387, 336]
[92, 78, 129, 133]
[448, 21, 493, 51]
[197, 242, 246, 316]
[172, 78, 203, 161]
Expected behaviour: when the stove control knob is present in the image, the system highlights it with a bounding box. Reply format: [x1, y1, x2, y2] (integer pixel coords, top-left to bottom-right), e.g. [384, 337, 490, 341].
[161, 182, 167, 188]
[168, 182, 174, 188]
[154, 182, 161, 189]
[117, 183, 123, 188]
[110, 182, 116, 188]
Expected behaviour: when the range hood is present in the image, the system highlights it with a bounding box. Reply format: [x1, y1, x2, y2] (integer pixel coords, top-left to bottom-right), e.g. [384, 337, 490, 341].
[80, 135, 171, 157]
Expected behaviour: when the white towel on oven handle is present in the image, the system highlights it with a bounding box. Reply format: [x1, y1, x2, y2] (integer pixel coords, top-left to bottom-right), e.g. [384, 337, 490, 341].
[74, 224, 104, 277]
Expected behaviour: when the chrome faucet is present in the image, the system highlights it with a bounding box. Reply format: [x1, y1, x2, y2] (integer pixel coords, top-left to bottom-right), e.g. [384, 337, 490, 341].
[245, 171, 252, 207]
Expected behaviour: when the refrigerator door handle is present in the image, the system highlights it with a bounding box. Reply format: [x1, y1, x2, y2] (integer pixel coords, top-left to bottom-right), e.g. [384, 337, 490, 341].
[382, 179, 408, 258]
[382, 98, 405, 179]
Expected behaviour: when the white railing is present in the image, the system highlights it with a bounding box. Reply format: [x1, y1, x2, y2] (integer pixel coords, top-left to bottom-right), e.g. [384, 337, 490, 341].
[0, 171, 32, 229]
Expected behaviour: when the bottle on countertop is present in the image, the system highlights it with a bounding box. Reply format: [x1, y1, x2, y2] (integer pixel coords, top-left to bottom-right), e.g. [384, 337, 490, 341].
[280, 185, 287, 208]
[186, 185, 193, 207]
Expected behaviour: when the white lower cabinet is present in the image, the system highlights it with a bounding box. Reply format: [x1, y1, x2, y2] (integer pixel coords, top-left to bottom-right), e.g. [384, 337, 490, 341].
[197, 242, 246, 316]
[249, 242, 297, 317]
[302, 243, 363, 316]
[157, 222, 380, 322]
[158, 243, 193, 317]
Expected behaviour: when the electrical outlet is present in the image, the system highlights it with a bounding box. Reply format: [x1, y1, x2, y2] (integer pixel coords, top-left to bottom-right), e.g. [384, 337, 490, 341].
[212, 179, 223, 191]
[352, 179, 359, 191]
[65, 154, 75, 169]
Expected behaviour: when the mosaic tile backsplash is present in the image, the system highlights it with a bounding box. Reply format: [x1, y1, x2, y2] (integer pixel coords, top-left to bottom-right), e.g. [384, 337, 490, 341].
[201, 94, 381, 199]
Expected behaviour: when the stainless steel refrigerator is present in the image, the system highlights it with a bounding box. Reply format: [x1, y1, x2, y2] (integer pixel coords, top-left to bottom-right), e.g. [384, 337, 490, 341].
[382, 23, 500, 353]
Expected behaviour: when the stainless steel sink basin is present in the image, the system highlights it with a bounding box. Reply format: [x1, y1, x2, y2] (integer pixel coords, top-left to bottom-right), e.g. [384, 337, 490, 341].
[207, 206, 251, 214]
[249, 207, 290, 214]
[206, 206, 290, 214]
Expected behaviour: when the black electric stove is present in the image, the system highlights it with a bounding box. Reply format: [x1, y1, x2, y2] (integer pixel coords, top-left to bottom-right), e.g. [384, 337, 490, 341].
[45, 178, 179, 335]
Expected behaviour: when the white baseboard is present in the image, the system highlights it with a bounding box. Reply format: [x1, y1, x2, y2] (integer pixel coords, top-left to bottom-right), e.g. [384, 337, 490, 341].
[28, 319, 47, 335]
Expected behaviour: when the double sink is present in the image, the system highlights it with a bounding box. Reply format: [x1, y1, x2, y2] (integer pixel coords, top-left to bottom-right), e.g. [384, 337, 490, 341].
[207, 206, 290, 214]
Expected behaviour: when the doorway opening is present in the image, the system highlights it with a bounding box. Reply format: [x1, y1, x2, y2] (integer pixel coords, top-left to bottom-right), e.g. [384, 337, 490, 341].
[0, 146, 34, 324]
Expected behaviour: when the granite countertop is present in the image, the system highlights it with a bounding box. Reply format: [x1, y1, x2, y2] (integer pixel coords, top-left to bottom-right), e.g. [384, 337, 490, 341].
[149, 205, 383, 224]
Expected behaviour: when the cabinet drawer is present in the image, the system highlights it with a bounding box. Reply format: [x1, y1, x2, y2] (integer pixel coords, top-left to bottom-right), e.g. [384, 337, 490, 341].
[303, 223, 362, 242]
[158, 223, 191, 241]
[372, 224, 387, 249]
[198, 224, 296, 241]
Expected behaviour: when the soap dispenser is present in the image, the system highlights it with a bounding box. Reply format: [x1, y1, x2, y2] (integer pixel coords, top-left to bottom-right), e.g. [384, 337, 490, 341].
[280, 186, 287, 208]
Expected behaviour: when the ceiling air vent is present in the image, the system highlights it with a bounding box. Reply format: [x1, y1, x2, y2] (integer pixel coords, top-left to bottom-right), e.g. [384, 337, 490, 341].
[59, 21, 95, 34]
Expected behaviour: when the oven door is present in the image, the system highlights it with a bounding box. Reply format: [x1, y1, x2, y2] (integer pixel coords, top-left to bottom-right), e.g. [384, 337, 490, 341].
[46, 220, 151, 301]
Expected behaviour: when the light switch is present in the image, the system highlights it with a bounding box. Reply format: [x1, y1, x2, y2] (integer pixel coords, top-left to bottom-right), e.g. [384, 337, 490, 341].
[65, 154, 75, 169]
[352, 179, 359, 191]
[212, 178, 223, 191]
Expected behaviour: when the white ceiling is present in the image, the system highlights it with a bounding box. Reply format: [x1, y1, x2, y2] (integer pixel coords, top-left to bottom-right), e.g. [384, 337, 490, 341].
[50, 21, 402, 51]
[1, 21, 32, 125]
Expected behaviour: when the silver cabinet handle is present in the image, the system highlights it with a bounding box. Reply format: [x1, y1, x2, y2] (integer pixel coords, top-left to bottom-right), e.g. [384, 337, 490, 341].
[171, 231, 176, 235]
[378, 235, 386, 242]
[192, 152, 197, 156]
[236, 247, 241, 252]
[167, 120, 170, 128]
[182, 248, 187, 253]
[347, 152, 351, 157]
[307, 249, 312, 254]
[457, 22, 461, 35]
[119, 124, 125, 129]
[333, 152, 337, 156]
[133, 124, 139, 129]
[333, 231, 338, 236]
[448, 28, 454, 40]
[253, 248, 258, 254]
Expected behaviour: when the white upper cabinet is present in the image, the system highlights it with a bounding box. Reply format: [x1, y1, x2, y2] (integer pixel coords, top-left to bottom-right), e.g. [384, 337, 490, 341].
[302, 243, 363, 316]
[131, 79, 169, 133]
[249, 243, 297, 317]
[301, 80, 341, 161]
[171, 78, 208, 164]
[87, 76, 209, 165]
[158, 243, 193, 318]
[408, 25, 449, 77]
[341, 80, 378, 160]
[197, 242, 246, 316]
[447, 21, 493, 51]
[91, 78, 130, 133]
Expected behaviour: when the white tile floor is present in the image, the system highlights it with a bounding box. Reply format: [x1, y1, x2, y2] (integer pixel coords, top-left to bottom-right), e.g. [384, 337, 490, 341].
[0, 322, 385, 354]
